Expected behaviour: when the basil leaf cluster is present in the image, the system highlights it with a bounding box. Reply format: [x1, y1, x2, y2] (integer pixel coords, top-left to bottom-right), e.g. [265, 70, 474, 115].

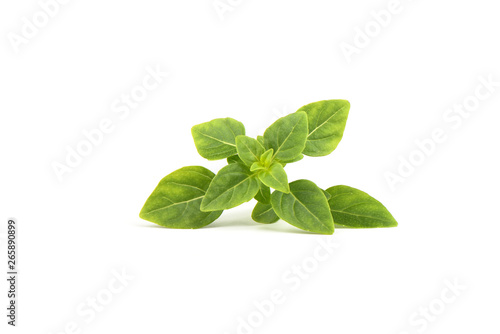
[139, 99, 398, 234]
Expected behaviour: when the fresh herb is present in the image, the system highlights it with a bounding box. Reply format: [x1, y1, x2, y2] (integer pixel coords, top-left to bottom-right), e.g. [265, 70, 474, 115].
[140, 99, 398, 234]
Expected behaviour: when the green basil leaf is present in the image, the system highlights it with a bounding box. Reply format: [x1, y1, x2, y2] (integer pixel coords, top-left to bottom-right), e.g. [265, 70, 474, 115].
[260, 148, 274, 167]
[257, 135, 264, 145]
[191, 118, 245, 160]
[323, 189, 332, 200]
[325, 185, 398, 228]
[283, 153, 303, 164]
[250, 162, 266, 172]
[139, 166, 223, 228]
[236, 135, 265, 166]
[201, 163, 259, 211]
[258, 163, 290, 193]
[263, 111, 308, 162]
[254, 183, 271, 204]
[298, 100, 350, 157]
[252, 202, 279, 224]
[271, 179, 334, 234]
[227, 154, 245, 165]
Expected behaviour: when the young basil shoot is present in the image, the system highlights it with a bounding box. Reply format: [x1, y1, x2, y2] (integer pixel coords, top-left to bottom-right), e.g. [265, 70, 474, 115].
[139, 99, 398, 234]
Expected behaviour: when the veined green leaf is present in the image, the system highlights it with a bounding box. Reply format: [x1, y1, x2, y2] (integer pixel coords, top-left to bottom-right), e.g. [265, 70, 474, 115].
[325, 185, 398, 228]
[191, 118, 245, 160]
[139, 166, 223, 228]
[227, 154, 245, 165]
[263, 112, 308, 162]
[271, 179, 334, 234]
[276, 153, 304, 167]
[250, 162, 266, 172]
[257, 135, 265, 145]
[201, 163, 259, 211]
[236, 135, 265, 166]
[260, 148, 274, 167]
[252, 202, 279, 224]
[254, 183, 271, 204]
[323, 189, 332, 200]
[283, 153, 303, 164]
[298, 100, 350, 157]
[258, 163, 290, 193]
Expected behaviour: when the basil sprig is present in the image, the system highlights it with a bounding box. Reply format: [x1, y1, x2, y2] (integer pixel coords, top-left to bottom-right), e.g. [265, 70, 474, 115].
[140, 99, 398, 234]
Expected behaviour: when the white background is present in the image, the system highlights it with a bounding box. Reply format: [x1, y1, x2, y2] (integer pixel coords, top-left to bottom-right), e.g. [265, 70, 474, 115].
[1, 0, 499, 333]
